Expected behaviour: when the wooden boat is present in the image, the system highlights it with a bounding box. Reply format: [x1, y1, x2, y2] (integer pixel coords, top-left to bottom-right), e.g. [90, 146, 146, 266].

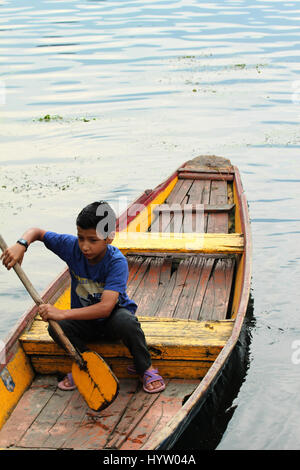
[0, 155, 251, 451]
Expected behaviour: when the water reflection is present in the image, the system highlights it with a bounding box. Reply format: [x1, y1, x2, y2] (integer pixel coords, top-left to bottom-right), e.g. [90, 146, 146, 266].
[174, 294, 255, 450]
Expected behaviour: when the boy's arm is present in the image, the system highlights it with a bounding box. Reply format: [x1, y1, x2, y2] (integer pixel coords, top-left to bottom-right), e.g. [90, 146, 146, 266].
[39, 290, 119, 322]
[1, 228, 46, 270]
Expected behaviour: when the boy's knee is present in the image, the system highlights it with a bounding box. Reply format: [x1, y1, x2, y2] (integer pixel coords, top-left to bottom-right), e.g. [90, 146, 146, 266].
[47, 322, 55, 339]
[47, 319, 71, 339]
[123, 314, 141, 334]
[109, 309, 142, 338]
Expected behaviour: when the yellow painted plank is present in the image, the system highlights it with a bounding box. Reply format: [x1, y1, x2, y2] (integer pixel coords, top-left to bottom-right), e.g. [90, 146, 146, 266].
[29, 355, 215, 379]
[20, 317, 234, 360]
[112, 232, 244, 254]
[23, 284, 235, 379]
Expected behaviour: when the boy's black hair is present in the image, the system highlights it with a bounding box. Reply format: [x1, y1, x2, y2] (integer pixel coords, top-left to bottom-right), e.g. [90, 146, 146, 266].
[76, 201, 116, 238]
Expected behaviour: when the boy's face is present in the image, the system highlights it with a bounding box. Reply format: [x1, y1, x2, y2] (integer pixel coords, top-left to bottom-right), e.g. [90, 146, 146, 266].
[77, 226, 114, 264]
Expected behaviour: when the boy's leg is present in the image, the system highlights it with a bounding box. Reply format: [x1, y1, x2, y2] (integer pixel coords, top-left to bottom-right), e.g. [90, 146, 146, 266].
[103, 307, 165, 392]
[48, 319, 102, 354]
[48, 310, 164, 392]
[103, 307, 151, 376]
[48, 318, 106, 390]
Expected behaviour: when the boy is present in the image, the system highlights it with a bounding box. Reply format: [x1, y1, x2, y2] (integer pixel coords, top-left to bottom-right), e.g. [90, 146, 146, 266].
[1, 201, 165, 394]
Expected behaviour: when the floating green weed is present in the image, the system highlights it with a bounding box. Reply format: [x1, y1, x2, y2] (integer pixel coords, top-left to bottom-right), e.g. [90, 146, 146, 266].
[34, 115, 97, 122]
[37, 114, 63, 121]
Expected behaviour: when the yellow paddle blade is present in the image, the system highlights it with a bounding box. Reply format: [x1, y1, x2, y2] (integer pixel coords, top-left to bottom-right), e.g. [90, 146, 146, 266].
[71, 351, 119, 411]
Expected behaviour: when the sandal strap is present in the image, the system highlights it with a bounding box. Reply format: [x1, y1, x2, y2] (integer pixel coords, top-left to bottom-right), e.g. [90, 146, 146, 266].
[143, 369, 163, 385]
[67, 372, 75, 387]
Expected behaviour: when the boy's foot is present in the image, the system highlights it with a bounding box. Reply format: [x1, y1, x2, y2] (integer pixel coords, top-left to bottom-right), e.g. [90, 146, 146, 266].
[143, 368, 165, 393]
[127, 365, 165, 393]
[58, 372, 77, 391]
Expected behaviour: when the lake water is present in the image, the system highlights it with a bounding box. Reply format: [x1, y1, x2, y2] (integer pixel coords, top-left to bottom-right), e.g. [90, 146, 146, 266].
[1, 0, 300, 451]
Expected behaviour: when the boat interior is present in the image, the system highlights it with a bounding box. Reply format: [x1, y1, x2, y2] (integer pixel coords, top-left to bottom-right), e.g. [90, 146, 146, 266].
[0, 157, 245, 450]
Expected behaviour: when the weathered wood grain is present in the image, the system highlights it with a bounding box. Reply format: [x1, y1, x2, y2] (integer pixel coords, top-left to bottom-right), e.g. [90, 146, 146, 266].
[207, 180, 228, 233]
[199, 258, 235, 320]
[119, 380, 197, 450]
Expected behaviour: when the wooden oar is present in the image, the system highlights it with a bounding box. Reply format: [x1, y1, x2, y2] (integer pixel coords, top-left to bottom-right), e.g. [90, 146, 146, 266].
[0, 234, 119, 411]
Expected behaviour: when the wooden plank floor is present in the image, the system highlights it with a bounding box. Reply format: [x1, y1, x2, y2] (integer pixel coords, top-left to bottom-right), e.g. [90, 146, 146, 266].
[150, 178, 231, 234]
[141, 176, 235, 321]
[127, 254, 235, 321]
[0, 375, 197, 450]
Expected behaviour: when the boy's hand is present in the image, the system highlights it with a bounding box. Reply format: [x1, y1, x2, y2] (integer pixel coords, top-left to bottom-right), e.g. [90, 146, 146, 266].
[39, 304, 66, 322]
[0, 243, 26, 270]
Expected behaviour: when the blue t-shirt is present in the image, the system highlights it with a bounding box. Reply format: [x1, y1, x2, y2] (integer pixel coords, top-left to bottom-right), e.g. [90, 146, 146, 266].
[43, 231, 137, 315]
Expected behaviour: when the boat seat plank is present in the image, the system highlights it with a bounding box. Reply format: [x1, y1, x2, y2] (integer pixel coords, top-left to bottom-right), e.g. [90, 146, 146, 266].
[178, 167, 234, 174]
[113, 232, 244, 255]
[20, 316, 234, 380]
[178, 172, 233, 181]
[153, 203, 235, 214]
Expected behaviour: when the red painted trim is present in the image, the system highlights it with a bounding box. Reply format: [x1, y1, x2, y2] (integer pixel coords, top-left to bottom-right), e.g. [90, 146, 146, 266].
[179, 173, 234, 181]
[116, 169, 179, 231]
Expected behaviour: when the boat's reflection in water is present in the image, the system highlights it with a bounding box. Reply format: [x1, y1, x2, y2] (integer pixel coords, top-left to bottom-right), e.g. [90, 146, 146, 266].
[174, 293, 255, 450]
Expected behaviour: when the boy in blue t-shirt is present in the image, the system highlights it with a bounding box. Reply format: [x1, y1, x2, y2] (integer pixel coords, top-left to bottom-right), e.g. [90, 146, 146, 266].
[1, 201, 165, 394]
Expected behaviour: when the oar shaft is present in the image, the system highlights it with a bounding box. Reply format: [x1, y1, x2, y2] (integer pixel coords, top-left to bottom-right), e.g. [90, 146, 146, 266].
[0, 234, 84, 368]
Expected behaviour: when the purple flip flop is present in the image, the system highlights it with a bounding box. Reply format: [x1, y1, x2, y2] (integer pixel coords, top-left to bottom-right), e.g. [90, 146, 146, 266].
[142, 369, 165, 394]
[127, 365, 165, 393]
[58, 372, 77, 391]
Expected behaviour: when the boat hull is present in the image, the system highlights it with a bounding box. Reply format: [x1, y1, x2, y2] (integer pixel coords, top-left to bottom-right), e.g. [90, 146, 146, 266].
[0, 155, 251, 450]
